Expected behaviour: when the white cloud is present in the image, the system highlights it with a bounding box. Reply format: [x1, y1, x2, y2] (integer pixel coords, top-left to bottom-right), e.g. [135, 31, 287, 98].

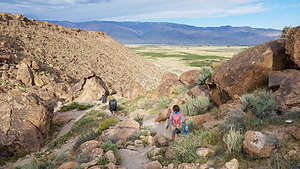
[0, 0, 266, 21]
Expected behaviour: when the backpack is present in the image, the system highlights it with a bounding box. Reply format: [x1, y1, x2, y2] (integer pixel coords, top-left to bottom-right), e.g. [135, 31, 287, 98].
[109, 98, 117, 112]
[172, 112, 181, 127]
[101, 95, 107, 103]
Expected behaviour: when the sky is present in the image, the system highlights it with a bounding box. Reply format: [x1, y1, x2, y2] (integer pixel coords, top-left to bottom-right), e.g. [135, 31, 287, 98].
[0, 0, 299, 29]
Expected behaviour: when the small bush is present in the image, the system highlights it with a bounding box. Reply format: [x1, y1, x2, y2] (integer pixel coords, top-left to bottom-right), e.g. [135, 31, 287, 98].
[240, 90, 277, 119]
[172, 85, 189, 95]
[223, 128, 243, 157]
[98, 118, 119, 132]
[281, 26, 290, 38]
[219, 111, 247, 132]
[156, 97, 170, 110]
[195, 67, 212, 85]
[180, 96, 210, 116]
[73, 130, 100, 151]
[97, 156, 109, 165]
[99, 141, 122, 165]
[58, 102, 93, 112]
[134, 115, 144, 126]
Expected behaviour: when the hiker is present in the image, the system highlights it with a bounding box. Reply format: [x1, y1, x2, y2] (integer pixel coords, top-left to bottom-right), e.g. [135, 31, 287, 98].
[109, 98, 117, 114]
[166, 105, 185, 141]
[101, 94, 107, 104]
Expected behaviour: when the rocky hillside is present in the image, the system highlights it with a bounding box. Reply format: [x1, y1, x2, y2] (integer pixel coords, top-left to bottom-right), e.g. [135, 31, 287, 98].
[0, 13, 162, 159]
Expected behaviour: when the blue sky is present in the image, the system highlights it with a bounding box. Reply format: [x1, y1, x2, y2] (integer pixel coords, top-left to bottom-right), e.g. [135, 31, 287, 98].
[0, 0, 299, 29]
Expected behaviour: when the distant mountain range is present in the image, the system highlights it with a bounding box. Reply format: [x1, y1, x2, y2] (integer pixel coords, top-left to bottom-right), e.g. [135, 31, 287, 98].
[48, 21, 281, 45]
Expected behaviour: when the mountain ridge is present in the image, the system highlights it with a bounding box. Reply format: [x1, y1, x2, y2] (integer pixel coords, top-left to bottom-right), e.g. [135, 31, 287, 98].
[48, 20, 281, 45]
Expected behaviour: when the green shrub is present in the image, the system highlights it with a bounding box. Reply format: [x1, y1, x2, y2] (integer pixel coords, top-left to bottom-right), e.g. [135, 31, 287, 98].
[172, 85, 189, 95]
[99, 141, 122, 165]
[58, 102, 93, 112]
[223, 128, 243, 157]
[98, 118, 119, 132]
[156, 97, 170, 110]
[180, 96, 210, 116]
[172, 131, 202, 163]
[240, 90, 276, 119]
[73, 130, 100, 151]
[195, 67, 212, 85]
[97, 156, 109, 165]
[219, 111, 247, 132]
[281, 26, 290, 38]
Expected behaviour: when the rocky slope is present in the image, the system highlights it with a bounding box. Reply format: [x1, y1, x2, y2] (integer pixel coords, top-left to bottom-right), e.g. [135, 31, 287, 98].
[0, 13, 162, 159]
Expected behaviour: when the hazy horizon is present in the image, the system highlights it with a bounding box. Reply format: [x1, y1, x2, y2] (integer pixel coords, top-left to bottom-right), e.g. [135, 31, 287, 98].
[0, 0, 299, 29]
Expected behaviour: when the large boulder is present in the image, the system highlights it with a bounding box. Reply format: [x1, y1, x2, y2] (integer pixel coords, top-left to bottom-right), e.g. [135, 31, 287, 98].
[150, 72, 180, 99]
[243, 131, 276, 158]
[285, 26, 300, 68]
[187, 85, 209, 98]
[179, 70, 201, 85]
[207, 39, 289, 105]
[185, 113, 214, 128]
[268, 69, 300, 112]
[99, 120, 140, 142]
[72, 72, 109, 103]
[126, 81, 147, 99]
[0, 89, 53, 159]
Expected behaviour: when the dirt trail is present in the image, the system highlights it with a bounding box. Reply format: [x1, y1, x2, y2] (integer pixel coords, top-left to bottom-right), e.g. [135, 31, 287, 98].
[119, 146, 152, 169]
[143, 114, 173, 139]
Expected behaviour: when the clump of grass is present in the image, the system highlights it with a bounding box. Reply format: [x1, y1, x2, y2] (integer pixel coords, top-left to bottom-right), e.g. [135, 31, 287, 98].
[97, 156, 109, 165]
[98, 118, 119, 132]
[149, 109, 159, 114]
[195, 67, 212, 85]
[171, 131, 202, 163]
[180, 96, 210, 116]
[58, 102, 93, 112]
[172, 85, 189, 95]
[99, 141, 122, 165]
[223, 127, 243, 157]
[156, 97, 170, 110]
[240, 90, 276, 119]
[73, 130, 100, 151]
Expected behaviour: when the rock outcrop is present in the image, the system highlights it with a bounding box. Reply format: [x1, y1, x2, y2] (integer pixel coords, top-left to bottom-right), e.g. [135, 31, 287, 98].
[243, 131, 276, 158]
[179, 70, 201, 85]
[285, 26, 300, 68]
[151, 72, 180, 99]
[206, 39, 289, 105]
[0, 89, 53, 158]
[268, 69, 300, 112]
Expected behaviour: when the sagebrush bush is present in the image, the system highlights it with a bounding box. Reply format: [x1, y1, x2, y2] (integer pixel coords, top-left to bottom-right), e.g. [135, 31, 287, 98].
[172, 85, 189, 95]
[99, 141, 122, 165]
[156, 97, 170, 110]
[195, 67, 212, 85]
[223, 128, 243, 157]
[59, 102, 93, 112]
[98, 118, 119, 132]
[240, 90, 276, 119]
[73, 130, 100, 151]
[180, 96, 210, 116]
[220, 111, 247, 132]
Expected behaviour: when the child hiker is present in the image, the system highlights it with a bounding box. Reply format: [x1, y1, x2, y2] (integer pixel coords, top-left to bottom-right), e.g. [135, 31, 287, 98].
[166, 105, 187, 141]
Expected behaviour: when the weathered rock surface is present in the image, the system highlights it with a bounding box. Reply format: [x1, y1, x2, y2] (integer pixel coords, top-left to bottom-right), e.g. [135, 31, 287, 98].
[144, 161, 162, 169]
[0, 89, 53, 158]
[268, 69, 300, 112]
[151, 72, 181, 99]
[154, 134, 169, 147]
[178, 163, 195, 169]
[16, 62, 34, 86]
[79, 140, 100, 154]
[100, 120, 140, 142]
[221, 158, 239, 169]
[57, 161, 80, 169]
[285, 26, 300, 68]
[243, 131, 276, 158]
[179, 70, 201, 85]
[105, 150, 116, 164]
[291, 125, 300, 140]
[207, 39, 289, 105]
[185, 113, 214, 128]
[196, 147, 215, 157]
[187, 85, 209, 98]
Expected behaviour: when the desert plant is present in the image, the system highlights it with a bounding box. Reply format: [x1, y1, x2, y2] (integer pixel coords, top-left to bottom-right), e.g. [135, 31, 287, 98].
[73, 130, 100, 151]
[58, 102, 93, 112]
[195, 67, 213, 85]
[172, 85, 189, 95]
[99, 141, 122, 165]
[180, 96, 210, 116]
[240, 90, 277, 119]
[219, 111, 247, 132]
[156, 96, 170, 110]
[281, 26, 290, 38]
[223, 127, 243, 157]
[98, 118, 119, 132]
[172, 131, 202, 163]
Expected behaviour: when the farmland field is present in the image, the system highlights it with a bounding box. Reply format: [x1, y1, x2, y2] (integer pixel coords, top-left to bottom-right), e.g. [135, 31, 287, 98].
[127, 44, 249, 75]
